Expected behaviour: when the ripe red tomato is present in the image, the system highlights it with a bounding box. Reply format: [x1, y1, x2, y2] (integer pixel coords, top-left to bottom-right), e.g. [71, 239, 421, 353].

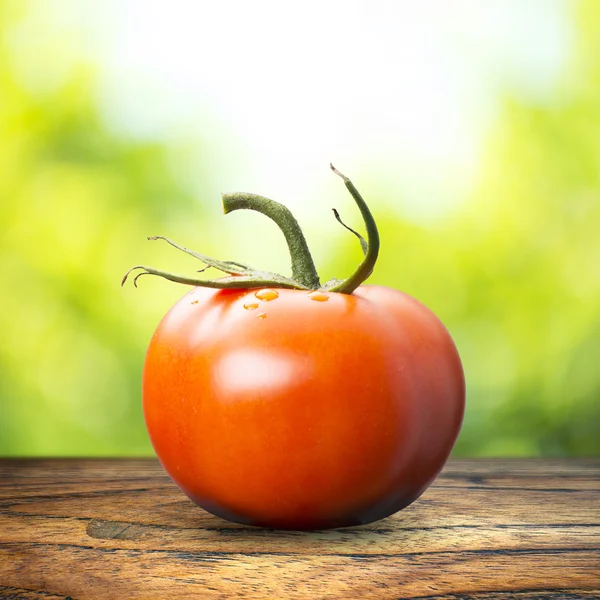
[142, 284, 464, 530]
[127, 165, 465, 530]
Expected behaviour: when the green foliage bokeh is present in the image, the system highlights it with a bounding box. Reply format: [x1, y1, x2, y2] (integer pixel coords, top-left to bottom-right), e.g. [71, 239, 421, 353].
[1, 1, 598, 456]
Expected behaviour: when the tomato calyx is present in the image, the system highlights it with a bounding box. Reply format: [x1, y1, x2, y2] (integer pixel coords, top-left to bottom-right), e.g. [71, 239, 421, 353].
[122, 164, 380, 295]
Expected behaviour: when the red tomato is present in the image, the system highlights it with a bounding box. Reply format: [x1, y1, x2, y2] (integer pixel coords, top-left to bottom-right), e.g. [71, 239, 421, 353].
[143, 283, 464, 530]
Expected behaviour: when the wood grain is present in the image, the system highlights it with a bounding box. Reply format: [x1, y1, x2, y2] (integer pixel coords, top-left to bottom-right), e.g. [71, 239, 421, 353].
[0, 459, 598, 599]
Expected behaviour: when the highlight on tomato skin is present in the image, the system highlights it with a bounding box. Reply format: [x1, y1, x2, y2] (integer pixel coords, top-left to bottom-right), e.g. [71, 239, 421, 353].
[127, 165, 465, 530]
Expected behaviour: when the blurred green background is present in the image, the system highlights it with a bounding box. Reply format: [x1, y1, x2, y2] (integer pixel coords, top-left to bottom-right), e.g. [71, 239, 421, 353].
[1, 0, 598, 456]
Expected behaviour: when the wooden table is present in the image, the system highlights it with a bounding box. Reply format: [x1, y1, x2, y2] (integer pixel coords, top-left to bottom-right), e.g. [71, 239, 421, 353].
[0, 459, 598, 599]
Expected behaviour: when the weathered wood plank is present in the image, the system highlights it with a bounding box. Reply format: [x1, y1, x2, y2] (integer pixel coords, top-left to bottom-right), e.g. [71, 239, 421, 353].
[1, 512, 599, 555]
[0, 544, 599, 599]
[0, 458, 598, 599]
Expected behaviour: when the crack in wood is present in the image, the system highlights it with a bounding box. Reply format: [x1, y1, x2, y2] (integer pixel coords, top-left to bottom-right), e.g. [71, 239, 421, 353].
[2, 540, 599, 560]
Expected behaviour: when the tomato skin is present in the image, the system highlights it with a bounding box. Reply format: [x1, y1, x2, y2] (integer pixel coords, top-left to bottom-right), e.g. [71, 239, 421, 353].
[143, 285, 465, 530]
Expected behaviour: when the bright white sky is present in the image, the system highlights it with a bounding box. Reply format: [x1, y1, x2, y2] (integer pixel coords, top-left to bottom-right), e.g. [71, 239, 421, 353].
[11, 0, 573, 224]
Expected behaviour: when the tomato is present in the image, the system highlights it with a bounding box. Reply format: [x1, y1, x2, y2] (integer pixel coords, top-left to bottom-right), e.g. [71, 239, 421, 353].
[142, 284, 464, 530]
[126, 164, 465, 530]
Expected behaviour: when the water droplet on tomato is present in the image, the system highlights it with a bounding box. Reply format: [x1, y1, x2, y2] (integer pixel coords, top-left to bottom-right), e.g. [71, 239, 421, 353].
[255, 289, 279, 301]
[244, 302, 259, 310]
[309, 291, 329, 302]
[256, 312, 267, 319]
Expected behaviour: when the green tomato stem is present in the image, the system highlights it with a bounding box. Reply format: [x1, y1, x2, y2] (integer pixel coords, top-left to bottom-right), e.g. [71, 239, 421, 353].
[121, 265, 308, 290]
[332, 208, 368, 257]
[148, 236, 252, 275]
[222, 192, 321, 290]
[327, 164, 380, 294]
[122, 165, 380, 295]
